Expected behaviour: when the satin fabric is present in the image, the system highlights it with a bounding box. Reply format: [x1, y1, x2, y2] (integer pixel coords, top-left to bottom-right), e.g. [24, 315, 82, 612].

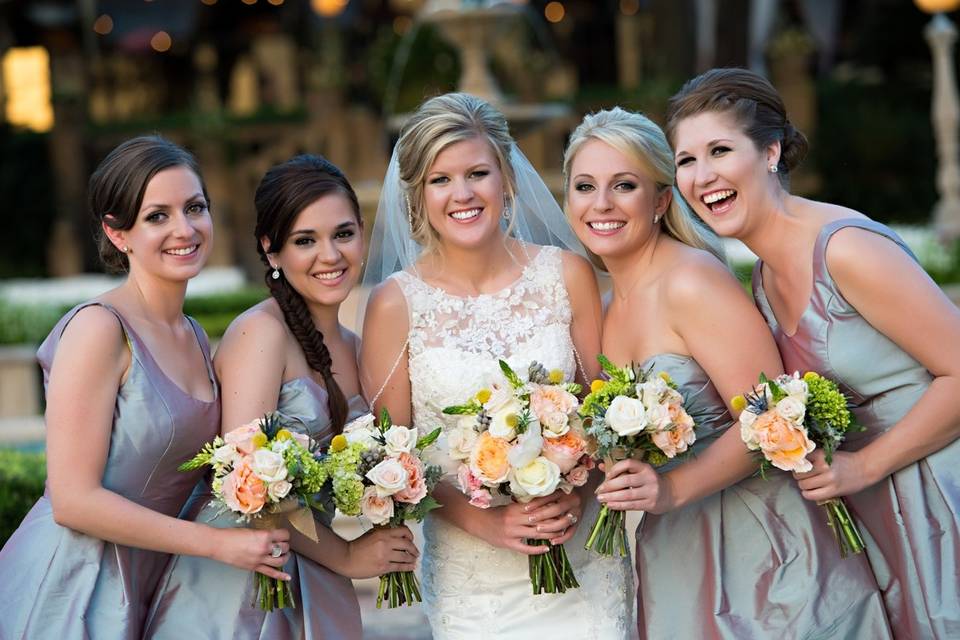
[145, 379, 365, 640]
[753, 218, 960, 638]
[0, 302, 220, 640]
[635, 354, 891, 639]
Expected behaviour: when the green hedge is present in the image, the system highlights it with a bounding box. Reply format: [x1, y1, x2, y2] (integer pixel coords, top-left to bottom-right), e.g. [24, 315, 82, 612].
[0, 449, 46, 547]
[0, 288, 269, 346]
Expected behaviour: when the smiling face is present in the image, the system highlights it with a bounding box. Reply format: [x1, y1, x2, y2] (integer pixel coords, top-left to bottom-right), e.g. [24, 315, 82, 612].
[264, 192, 364, 308]
[566, 138, 670, 261]
[110, 165, 213, 283]
[673, 110, 780, 238]
[421, 136, 505, 252]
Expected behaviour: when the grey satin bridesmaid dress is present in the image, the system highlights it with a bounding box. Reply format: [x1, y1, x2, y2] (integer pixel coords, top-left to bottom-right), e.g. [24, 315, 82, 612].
[0, 302, 220, 640]
[634, 354, 891, 639]
[753, 218, 960, 638]
[145, 378, 365, 640]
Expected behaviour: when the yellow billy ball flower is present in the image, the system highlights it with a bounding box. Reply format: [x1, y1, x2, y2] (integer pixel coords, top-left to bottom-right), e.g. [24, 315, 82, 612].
[802, 371, 820, 383]
[251, 432, 268, 449]
[590, 379, 606, 394]
[275, 429, 293, 441]
[475, 389, 492, 404]
[548, 369, 564, 384]
[730, 395, 747, 412]
[330, 434, 348, 453]
[658, 371, 672, 384]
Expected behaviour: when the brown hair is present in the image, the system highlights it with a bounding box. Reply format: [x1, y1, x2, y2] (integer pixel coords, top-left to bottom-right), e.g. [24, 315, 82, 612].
[88, 135, 207, 273]
[665, 68, 809, 186]
[254, 154, 361, 434]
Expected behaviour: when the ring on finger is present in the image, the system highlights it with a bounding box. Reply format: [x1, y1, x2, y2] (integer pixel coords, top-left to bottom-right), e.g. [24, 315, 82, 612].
[270, 543, 283, 558]
[566, 512, 578, 525]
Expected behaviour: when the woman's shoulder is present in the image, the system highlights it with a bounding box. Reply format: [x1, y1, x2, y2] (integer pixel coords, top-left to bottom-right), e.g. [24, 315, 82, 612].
[661, 243, 740, 307]
[219, 299, 288, 350]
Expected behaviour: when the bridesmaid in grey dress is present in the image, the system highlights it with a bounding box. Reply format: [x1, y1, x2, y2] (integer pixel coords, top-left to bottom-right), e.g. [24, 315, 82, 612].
[0, 136, 290, 640]
[564, 108, 891, 638]
[146, 155, 419, 640]
[669, 68, 960, 638]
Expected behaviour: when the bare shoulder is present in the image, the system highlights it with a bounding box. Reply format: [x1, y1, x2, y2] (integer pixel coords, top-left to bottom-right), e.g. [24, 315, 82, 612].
[218, 299, 288, 353]
[366, 278, 408, 318]
[558, 249, 595, 280]
[662, 245, 739, 309]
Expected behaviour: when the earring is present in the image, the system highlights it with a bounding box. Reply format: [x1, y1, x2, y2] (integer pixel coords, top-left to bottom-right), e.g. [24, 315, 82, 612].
[121, 246, 129, 253]
[271, 267, 281, 280]
[653, 214, 662, 224]
[768, 164, 779, 174]
[404, 193, 414, 229]
[502, 202, 512, 220]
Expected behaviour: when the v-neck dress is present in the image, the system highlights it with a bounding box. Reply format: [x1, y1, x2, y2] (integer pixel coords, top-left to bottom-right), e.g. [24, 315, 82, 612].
[145, 378, 366, 640]
[635, 353, 890, 639]
[752, 218, 960, 638]
[0, 302, 220, 640]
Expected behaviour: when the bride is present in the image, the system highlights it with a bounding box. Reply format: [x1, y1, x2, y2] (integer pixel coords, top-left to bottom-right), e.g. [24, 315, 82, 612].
[360, 93, 634, 639]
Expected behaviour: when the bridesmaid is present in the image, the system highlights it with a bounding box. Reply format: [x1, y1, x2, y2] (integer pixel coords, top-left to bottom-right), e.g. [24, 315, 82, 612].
[667, 67, 960, 638]
[0, 136, 291, 639]
[146, 155, 419, 640]
[565, 108, 891, 638]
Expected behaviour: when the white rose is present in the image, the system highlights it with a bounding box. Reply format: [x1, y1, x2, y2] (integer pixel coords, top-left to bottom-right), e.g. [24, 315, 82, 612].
[540, 411, 570, 438]
[251, 449, 288, 483]
[383, 425, 418, 457]
[775, 396, 806, 425]
[212, 443, 240, 467]
[366, 458, 409, 497]
[740, 411, 760, 450]
[780, 375, 808, 399]
[488, 399, 523, 440]
[507, 422, 543, 469]
[360, 486, 394, 525]
[267, 479, 292, 501]
[343, 413, 378, 447]
[509, 456, 561, 502]
[639, 378, 669, 409]
[605, 396, 648, 437]
[644, 403, 673, 432]
[290, 431, 311, 450]
[448, 421, 479, 461]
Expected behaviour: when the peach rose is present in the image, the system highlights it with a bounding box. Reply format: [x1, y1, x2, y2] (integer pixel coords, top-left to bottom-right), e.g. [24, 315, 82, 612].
[223, 422, 263, 455]
[753, 412, 816, 472]
[469, 488, 492, 509]
[542, 430, 588, 473]
[394, 452, 428, 504]
[360, 486, 395, 525]
[469, 431, 512, 486]
[565, 464, 590, 487]
[221, 457, 268, 514]
[651, 423, 696, 459]
[667, 400, 695, 431]
[529, 385, 579, 437]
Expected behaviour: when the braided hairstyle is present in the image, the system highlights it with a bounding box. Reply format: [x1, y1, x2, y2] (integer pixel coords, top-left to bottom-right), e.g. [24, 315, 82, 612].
[254, 155, 361, 434]
[665, 68, 809, 189]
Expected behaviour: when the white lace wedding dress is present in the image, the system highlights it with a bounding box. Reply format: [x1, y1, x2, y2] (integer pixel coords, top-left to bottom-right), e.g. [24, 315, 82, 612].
[390, 246, 634, 640]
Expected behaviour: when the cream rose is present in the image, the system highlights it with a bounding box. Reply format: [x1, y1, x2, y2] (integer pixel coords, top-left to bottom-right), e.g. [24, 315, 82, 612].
[267, 479, 292, 501]
[775, 396, 806, 425]
[366, 458, 409, 497]
[639, 378, 669, 409]
[251, 449, 288, 483]
[509, 456, 561, 502]
[605, 396, 648, 437]
[448, 420, 479, 461]
[644, 403, 673, 432]
[343, 413, 378, 447]
[383, 425, 418, 457]
[360, 486, 395, 525]
[780, 375, 808, 400]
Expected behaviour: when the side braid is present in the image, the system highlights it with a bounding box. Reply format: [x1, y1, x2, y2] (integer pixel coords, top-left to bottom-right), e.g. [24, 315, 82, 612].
[266, 272, 349, 434]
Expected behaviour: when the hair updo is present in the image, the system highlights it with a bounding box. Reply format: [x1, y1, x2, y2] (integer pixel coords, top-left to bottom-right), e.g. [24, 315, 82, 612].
[665, 68, 808, 186]
[88, 135, 207, 273]
[254, 154, 361, 434]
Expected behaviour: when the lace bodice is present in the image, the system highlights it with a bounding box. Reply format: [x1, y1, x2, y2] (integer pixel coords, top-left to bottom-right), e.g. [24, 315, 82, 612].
[392, 246, 576, 457]
[390, 245, 633, 640]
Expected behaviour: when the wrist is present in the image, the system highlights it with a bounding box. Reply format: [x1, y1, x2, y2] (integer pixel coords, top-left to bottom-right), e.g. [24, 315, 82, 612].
[854, 448, 886, 488]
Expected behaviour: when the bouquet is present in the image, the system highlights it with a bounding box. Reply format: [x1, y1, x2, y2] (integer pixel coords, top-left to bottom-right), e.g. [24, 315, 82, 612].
[733, 371, 866, 557]
[179, 413, 329, 610]
[443, 360, 592, 595]
[578, 355, 697, 557]
[321, 410, 442, 608]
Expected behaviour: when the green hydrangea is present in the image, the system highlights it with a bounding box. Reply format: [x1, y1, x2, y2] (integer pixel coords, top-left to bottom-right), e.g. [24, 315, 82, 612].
[804, 373, 852, 434]
[331, 470, 364, 516]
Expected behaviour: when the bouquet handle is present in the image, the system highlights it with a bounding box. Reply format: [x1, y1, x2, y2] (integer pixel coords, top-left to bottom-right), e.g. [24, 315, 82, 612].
[817, 497, 865, 558]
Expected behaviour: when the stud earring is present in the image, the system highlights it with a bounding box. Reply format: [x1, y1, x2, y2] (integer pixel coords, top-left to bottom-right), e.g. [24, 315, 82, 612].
[271, 267, 281, 280]
[653, 214, 662, 224]
[768, 164, 779, 174]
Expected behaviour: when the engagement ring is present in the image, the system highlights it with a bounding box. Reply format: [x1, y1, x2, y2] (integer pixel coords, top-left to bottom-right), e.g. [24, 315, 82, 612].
[270, 543, 283, 558]
[566, 512, 578, 524]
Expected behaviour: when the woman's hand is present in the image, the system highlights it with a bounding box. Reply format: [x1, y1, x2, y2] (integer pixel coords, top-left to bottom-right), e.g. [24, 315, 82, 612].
[478, 490, 583, 553]
[793, 449, 876, 501]
[343, 525, 419, 579]
[209, 527, 292, 580]
[596, 459, 675, 515]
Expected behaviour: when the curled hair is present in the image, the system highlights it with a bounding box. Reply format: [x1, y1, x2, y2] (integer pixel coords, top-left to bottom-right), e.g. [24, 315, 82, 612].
[563, 107, 723, 261]
[396, 93, 517, 254]
[88, 135, 207, 273]
[665, 68, 809, 186]
[254, 155, 362, 434]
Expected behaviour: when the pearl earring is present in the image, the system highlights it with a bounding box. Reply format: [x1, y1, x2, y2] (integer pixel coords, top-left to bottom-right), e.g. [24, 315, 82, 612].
[768, 164, 779, 174]
[122, 246, 130, 254]
[653, 214, 662, 224]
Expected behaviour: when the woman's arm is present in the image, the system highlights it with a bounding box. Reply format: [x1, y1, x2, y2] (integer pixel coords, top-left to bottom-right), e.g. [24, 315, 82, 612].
[794, 227, 960, 500]
[45, 306, 290, 579]
[562, 251, 604, 384]
[598, 255, 783, 514]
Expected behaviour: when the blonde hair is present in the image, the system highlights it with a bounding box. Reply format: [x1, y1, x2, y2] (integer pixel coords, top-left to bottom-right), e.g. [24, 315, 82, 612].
[562, 107, 723, 261]
[396, 93, 517, 255]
